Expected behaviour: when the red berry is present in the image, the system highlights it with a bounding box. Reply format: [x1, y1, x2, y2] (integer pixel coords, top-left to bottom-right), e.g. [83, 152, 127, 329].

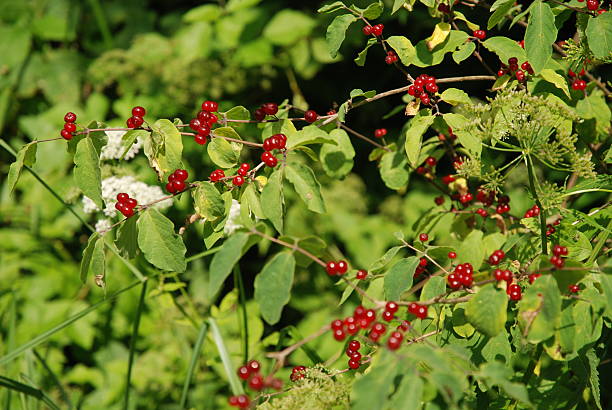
[237, 366, 250, 380]
[254, 108, 266, 121]
[331, 319, 344, 330]
[587, 0, 599, 10]
[448, 251, 457, 259]
[61, 129, 73, 140]
[117, 193, 129, 202]
[336, 260, 348, 274]
[528, 273, 541, 284]
[121, 206, 134, 218]
[385, 301, 399, 313]
[198, 124, 211, 136]
[348, 359, 361, 369]
[263, 138, 274, 152]
[420, 93, 431, 105]
[166, 182, 175, 193]
[263, 103, 278, 116]
[189, 118, 201, 131]
[516, 70, 525, 82]
[494, 269, 504, 281]
[362, 25, 372, 35]
[326, 261, 338, 276]
[425, 156, 437, 167]
[173, 169, 188, 181]
[248, 374, 264, 391]
[497, 69, 506, 77]
[354, 305, 366, 318]
[371, 24, 384, 36]
[132, 106, 146, 117]
[434, 196, 444, 205]
[236, 394, 250, 409]
[508, 57, 518, 65]
[229, 396, 239, 407]
[197, 110, 211, 123]
[473, 30, 486, 40]
[275, 133, 287, 149]
[568, 284, 580, 293]
[202, 100, 218, 112]
[382, 311, 394, 321]
[333, 329, 346, 341]
[304, 110, 318, 123]
[374, 128, 387, 138]
[64, 122, 77, 133]
[387, 334, 403, 350]
[233, 176, 245, 186]
[356, 269, 367, 280]
[419, 233, 429, 242]
[425, 82, 438, 93]
[290, 366, 306, 381]
[385, 55, 395, 65]
[171, 180, 186, 192]
[194, 135, 207, 145]
[419, 257, 428, 267]
[348, 340, 360, 351]
[125, 198, 137, 209]
[415, 305, 428, 319]
[64, 112, 77, 123]
[447, 273, 461, 289]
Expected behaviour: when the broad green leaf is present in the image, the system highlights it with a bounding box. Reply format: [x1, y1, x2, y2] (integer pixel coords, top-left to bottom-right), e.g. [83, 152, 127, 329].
[137, 209, 187, 273]
[263, 10, 316, 46]
[192, 182, 225, 221]
[443, 112, 469, 129]
[115, 215, 139, 259]
[183, 4, 222, 22]
[80, 233, 100, 283]
[426, 23, 451, 51]
[349, 88, 376, 99]
[261, 171, 284, 233]
[355, 37, 378, 66]
[488, 0, 515, 29]
[452, 41, 475, 64]
[254, 252, 295, 324]
[575, 90, 611, 137]
[326, 14, 357, 58]
[412, 30, 469, 67]
[453, 11, 480, 31]
[457, 230, 485, 269]
[318, 1, 345, 13]
[439, 88, 471, 106]
[7, 141, 37, 194]
[538, 68, 570, 97]
[392, 0, 406, 14]
[477, 362, 531, 404]
[452, 305, 475, 338]
[387, 370, 423, 409]
[465, 284, 508, 337]
[209, 128, 242, 167]
[286, 125, 335, 149]
[150, 119, 184, 181]
[386, 35, 416, 66]
[404, 115, 434, 167]
[455, 130, 482, 157]
[369, 246, 403, 272]
[208, 232, 250, 298]
[360, 2, 384, 19]
[518, 275, 561, 343]
[525, 0, 556, 74]
[351, 351, 398, 410]
[380, 148, 410, 190]
[285, 162, 326, 213]
[73, 138, 103, 209]
[90, 236, 106, 285]
[585, 12, 612, 59]
[482, 36, 527, 63]
[482, 330, 512, 364]
[224, 105, 250, 121]
[420, 276, 446, 302]
[384, 257, 418, 300]
[120, 129, 149, 160]
[320, 129, 355, 178]
[241, 184, 265, 220]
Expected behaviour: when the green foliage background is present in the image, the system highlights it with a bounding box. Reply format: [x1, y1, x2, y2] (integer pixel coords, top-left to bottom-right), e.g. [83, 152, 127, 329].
[0, 0, 610, 409]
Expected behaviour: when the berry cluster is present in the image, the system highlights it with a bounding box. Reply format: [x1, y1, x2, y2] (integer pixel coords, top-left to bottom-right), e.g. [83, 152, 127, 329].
[331, 305, 376, 341]
[407, 302, 428, 319]
[114, 192, 137, 217]
[523, 204, 540, 218]
[61, 112, 77, 140]
[415, 257, 428, 277]
[497, 57, 533, 82]
[416, 156, 437, 175]
[507, 283, 522, 301]
[290, 365, 306, 382]
[345, 340, 364, 369]
[228, 395, 250, 409]
[476, 208, 489, 218]
[209, 169, 226, 182]
[232, 163, 250, 186]
[550, 244, 569, 268]
[254, 102, 279, 121]
[472, 29, 486, 40]
[385, 51, 399, 65]
[325, 260, 348, 276]
[569, 69, 588, 91]
[496, 194, 511, 215]
[374, 128, 387, 138]
[407, 74, 439, 105]
[126, 106, 146, 129]
[447, 263, 474, 289]
[493, 269, 521, 300]
[261, 133, 286, 168]
[165, 169, 189, 194]
[382, 301, 399, 322]
[189, 100, 219, 145]
[236, 359, 282, 393]
[488, 249, 505, 265]
[362, 23, 384, 36]
[304, 109, 318, 123]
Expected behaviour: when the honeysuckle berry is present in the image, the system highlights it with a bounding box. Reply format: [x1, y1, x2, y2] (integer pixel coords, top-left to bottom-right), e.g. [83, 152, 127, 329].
[261, 151, 278, 167]
[348, 359, 361, 369]
[497, 69, 506, 77]
[473, 30, 486, 40]
[496, 203, 510, 214]
[459, 193, 473, 204]
[248, 374, 264, 391]
[419, 257, 428, 267]
[448, 251, 457, 259]
[61, 129, 73, 140]
[173, 169, 188, 181]
[349, 351, 362, 361]
[447, 273, 461, 289]
[387, 334, 403, 350]
[64, 112, 77, 123]
[434, 196, 444, 205]
[518, 39, 525, 48]
[290, 366, 306, 381]
[304, 110, 318, 123]
[494, 269, 504, 281]
[345, 347, 356, 357]
[382, 311, 394, 322]
[356, 269, 367, 280]
[331, 319, 344, 330]
[232, 176, 245, 186]
[374, 128, 387, 138]
[333, 328, 346, 341]
[415, 305, 428, 319]
[569, 284, 580, 293]
[354, 305, 366, 318]
[125, 198, 137, 209]
[371, 23, 384, 36]
[336, 260, 348, 274]
[425, 156, 437, 167]
[63, 122, 77, 133]
[117, 193, 129, 202]
[572, 79, 587, 90]
[425, 82, 439, 93]
[364, 309, 376, 322]
[198, 124, 211, 136]
[246, 360, 260, 373]
[529, 273, 541, 284]
[438, 3, 450, 12]
[348, 340, 360, 351]
[275, 133, 287, 149]
[197, 110, 211, 122]
[553, 245, 568, 256]
[508, 284, 522, 300]
[587, 0, 599, 10]
[132, 106, 146, 117]
[171, 180, 186, 192]
[420, 93, 431, 105]
[516, 70, 526, 82]
[520, 61, 534, 74]
[235, 394, 250, 409]
[419, 233, 429, 242]
[254, 108, 265, 121]
[201, 100, 218, 112]
[194, 135, 207, 145]
[237, 365, 250, 380]
[189, 118, 201, 131]
[385, 53, 398, 65]
[550, 255, 565, 268]
[262, 103, 278, 116]
[362, 25, 372, 35]
[597, 8, 606, 13]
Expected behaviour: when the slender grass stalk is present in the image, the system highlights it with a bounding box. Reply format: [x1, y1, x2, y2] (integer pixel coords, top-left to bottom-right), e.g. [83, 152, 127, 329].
[33, 350, 72, 409]
[179, 322, 209, 409]
[233, 266, 249, 364]
[185, 246, 222, 263]
[124, 280, 148, 410]
[0, 376, 60, 410]
[208, 318, 244, 395]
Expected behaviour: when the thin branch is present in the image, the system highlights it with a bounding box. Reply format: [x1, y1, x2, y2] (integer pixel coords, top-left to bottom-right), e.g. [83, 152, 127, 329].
[339, 123, 391, 152]
[266, 325, 330, 369]
[249, 229, 326, 267]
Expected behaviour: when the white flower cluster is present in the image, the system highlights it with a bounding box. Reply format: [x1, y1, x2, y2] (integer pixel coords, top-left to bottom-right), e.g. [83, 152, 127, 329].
[95, 219, 112, 233]
[82, 176, 172, 218]
[100, 130, 142, 161]
[224, 199, 243, 235]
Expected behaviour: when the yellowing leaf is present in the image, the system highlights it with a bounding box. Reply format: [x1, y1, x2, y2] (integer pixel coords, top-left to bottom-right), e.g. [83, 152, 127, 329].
[426, 23, 451, 51]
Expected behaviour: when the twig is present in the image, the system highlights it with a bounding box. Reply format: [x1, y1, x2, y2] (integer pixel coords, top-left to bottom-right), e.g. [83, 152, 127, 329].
[249, 229, 326, 267]
[266, 325, 330, 369]
[339, 123, 391, 152]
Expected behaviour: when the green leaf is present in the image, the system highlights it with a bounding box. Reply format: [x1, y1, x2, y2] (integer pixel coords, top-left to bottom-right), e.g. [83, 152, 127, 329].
[150, 119, 184, 181]
[285, 162, 326, 213]
[261, 171, 284, 233]
[286, 125, 335, 149]
[360, 2, 384, 19]
[73, 138, 103, 209]
[320, 129, 355, 178]
[585, 12, 612, 59]
[404, 115, 434, 167]
[488, 0, 515, 29]
[318, 1, 345, 13]
[412, 30, 469, 67]
[183, 4, 222, 22]
[224, 105, 250, 121]
[137, 209, 187, 272]
[80, 233, 100, 283]
[263, 10, 316, 46]
[439, 88, 472, 106]
[355, 37, 378, 66]
[351, 351, 398, 410]
[208, 232, 250, 298]
[477, 362, 531, 404]
[209, 128, 242, 168]
[465, 284, 508, 337]
[457, 230, 485, 269]
[380, 148, 410, 190]
[518, 275, 561, 343]
[7, 141, 37, 194]
[392, 0, 406, 14]
[241, 184, 265, 220]
[90, 237, 106, 284]
[208, 318, 244, 395]
[115, 215, 139, 259]
[384, 257, 418, 300]
[369, 246, 403, 272]
[386, 36, 416, 66]
[538, 68, 570, 97]
[525, 0, 557, 74]
[349, 88, 376, 99]
[387, 370, 423, 409]
[192, 182, 225, 221]
[120, 129, 149, 160]
[254, 252, 296, 324]
[482, 36, 527, 63]
[0, 375, 61, 410]
[326, 14, 357, 58]
[452, 41, 475, 64]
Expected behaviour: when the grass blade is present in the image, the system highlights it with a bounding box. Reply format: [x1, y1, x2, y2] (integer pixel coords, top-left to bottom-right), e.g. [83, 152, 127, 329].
[0, 280, 141, 366]
[33, 350, 72, 409]
[233, 266, 249, 364]
[123, 280, 148, 410]
[208, 318, 244, 395]
[179, 322, 209, 408]
[0, 376, 60, 410]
